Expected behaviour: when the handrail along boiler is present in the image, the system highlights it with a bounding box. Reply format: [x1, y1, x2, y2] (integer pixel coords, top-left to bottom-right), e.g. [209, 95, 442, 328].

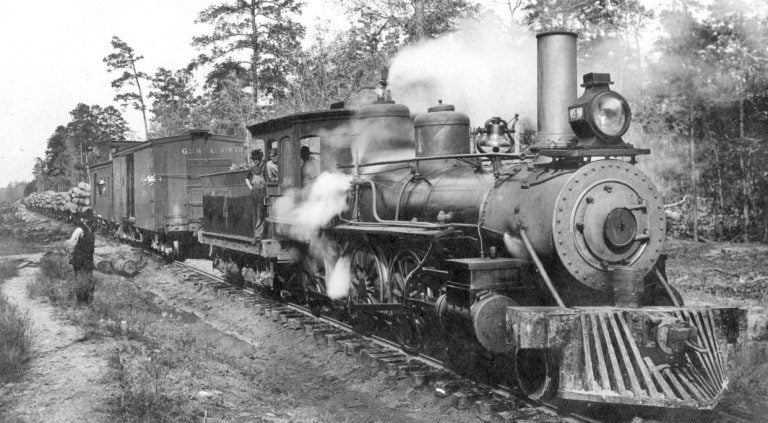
[198, 31, 745, 410]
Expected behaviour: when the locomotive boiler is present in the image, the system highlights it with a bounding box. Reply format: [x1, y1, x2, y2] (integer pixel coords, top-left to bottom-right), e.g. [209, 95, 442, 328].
[199, 31, 744, 410]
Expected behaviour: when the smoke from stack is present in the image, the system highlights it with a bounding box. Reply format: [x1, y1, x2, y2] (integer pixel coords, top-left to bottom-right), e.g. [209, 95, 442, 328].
[388, 19, 538, 130]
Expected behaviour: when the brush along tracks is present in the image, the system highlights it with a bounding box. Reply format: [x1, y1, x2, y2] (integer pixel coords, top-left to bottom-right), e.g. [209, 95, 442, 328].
[171, 260, 604, 423]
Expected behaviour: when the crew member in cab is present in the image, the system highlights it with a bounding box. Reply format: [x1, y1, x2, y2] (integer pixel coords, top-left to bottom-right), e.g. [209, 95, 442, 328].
[300, 146, 318, 188]
[245, 149, 266, 235]
[266, 148, 279, 182]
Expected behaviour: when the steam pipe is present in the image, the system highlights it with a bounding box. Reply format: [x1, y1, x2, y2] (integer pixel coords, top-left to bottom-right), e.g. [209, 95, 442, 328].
[336, 152, 526, 170]
[345, 178, 448, 229]
[519, 229, 566, 308]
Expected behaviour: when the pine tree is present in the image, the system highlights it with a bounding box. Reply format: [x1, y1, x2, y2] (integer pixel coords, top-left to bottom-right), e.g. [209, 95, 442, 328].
[192, 0, 306, 120]
[103, 36, 150, 139]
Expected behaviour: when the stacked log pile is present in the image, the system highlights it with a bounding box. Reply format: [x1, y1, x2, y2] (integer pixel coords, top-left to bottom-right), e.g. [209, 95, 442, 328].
[23, 182, 92, 215]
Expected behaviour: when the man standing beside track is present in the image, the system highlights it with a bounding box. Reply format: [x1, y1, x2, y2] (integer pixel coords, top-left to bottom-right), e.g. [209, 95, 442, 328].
[65, 209, 96, 303]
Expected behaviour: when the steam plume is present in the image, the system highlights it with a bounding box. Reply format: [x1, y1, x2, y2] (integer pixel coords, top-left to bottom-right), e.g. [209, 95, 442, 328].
[388, 19, 537, 128]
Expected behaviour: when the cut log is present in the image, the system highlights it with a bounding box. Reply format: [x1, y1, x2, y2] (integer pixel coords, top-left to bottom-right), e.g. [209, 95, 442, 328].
[96, 260, 114, 274]
[110, 257, 138, 276]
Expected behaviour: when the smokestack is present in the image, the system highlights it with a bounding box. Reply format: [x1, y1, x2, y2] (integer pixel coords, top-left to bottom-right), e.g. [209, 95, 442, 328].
[535, 31, 577, 149]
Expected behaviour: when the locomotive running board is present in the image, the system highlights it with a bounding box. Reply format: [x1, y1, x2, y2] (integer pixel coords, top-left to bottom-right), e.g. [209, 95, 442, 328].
[331, 224, 456, 238]
[507, 306, 745, 409]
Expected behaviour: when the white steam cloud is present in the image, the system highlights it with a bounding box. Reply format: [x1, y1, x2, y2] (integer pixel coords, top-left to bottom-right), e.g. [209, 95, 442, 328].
[272, 172, 353, 242]
[388, 20, 537, 129]
[272, 171, 355, 299]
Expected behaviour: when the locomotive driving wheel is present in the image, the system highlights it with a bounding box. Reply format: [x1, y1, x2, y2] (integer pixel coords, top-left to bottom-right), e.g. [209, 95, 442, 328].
[345, 244, 389, 304]
[389, 249, 423, 303]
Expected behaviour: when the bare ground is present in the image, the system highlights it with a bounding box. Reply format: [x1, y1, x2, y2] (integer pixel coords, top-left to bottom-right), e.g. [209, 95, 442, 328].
[0, 262, 119, 422]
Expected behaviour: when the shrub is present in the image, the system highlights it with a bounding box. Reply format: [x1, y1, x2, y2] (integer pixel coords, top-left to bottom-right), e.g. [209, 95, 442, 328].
[108, 343, 188, 422]
[38, 252, 71, 280]
[0, 293, 32, 383]
[27, 270, 96, 307]
[0, 260, 18, 281]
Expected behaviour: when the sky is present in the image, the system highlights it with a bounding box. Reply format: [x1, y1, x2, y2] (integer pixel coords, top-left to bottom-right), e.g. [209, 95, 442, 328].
[0, 0, 736, 187]
[0, 0, 348, 187]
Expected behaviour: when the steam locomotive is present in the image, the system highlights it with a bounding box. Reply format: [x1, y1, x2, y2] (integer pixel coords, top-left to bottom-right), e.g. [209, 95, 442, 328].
[59, 30, 743, 410]
[196, 31, 744, 410]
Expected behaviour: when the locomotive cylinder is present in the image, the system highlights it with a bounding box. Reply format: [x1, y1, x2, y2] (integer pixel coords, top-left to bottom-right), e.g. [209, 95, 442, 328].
[535, 31, 577, 149]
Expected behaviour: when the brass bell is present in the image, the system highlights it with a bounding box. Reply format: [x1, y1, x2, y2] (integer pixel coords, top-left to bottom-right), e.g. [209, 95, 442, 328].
[476, 117, 514, 153]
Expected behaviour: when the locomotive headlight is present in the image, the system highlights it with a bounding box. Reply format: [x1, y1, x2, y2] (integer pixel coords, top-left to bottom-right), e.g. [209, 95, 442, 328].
[568, 73, 631, 143]
[591, 92, 630, 138]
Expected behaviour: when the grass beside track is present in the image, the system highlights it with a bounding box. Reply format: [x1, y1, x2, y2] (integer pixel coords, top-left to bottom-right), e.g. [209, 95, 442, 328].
[0, 259, 32, 385]
[25, 252, 264, 422]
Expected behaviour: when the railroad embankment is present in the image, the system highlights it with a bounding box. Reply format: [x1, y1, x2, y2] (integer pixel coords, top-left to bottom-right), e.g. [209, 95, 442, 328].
[0, 204, 474, 423]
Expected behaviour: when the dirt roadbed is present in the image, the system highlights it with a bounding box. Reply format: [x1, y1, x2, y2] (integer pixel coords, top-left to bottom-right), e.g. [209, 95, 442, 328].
[0, 264, 119, 422]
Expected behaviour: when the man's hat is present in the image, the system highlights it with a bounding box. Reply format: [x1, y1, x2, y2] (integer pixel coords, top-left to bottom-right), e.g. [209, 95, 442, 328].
[270, 148, 278, 156]
[251, 148, 263, 159]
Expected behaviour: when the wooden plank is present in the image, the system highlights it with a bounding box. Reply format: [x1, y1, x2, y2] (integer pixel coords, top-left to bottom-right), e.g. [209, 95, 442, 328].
[643, 357, 676, 400]
[690, 311, 721, 388]
[617, 313, 660, 398]
[677, 368, 706, 401]
[607, 312, 644, 396]
[580, 314, 595, 391]
[598, 312, 628, 395]
[664, 368, 693, 402]
[590, 313, 611, 391]
[702, 310, 726, 384]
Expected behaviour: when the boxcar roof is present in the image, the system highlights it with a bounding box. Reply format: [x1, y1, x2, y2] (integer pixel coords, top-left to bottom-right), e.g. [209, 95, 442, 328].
[113, 130, 243, 157]
[247, 109, 355, 137]
[89, 160, 113, 170]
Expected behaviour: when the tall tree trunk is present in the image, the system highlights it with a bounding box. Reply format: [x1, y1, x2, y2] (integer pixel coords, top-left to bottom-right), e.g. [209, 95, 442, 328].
[250, 0, 260, 120]
[739, 97, 749, 241]
[713, 144, 724, 215]
[413, 0, 426, 41]
[130, 60, 149, 140]
[690, 109, 698, 243]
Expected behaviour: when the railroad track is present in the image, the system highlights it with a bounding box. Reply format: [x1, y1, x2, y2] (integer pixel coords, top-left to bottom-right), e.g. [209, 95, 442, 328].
[20, 206, 764, 423]
[171, 259, 607, 423]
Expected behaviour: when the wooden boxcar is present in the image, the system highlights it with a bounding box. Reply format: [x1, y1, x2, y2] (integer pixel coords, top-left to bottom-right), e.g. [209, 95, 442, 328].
[110, 130, 245, 257]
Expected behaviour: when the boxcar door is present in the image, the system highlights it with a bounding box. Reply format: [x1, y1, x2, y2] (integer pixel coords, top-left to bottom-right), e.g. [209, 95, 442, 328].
[126, 153, 135, 217]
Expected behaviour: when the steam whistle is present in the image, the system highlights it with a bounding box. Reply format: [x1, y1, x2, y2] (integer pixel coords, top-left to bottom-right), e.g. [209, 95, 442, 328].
[475, 116, 517, 178]
[375, 67, 393, 104]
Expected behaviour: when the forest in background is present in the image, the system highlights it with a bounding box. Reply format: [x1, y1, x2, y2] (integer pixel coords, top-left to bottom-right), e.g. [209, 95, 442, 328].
[16, 0, 768, 243]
